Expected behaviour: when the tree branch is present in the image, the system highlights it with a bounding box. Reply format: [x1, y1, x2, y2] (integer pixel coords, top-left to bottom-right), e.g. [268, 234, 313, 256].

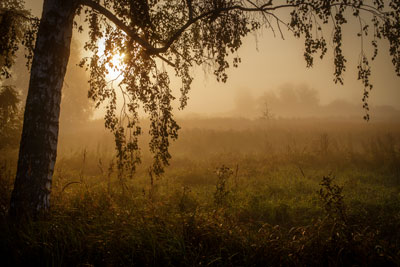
[79, 0, 290, 56]
[79, 0, 392, 59]
[79, 0, 176, 66]
[79, 0, 156, 53]
[186, 0, 193, 20]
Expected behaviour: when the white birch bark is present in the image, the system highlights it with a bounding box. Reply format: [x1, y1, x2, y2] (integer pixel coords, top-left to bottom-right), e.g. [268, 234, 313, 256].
[10, 0, 78, 219]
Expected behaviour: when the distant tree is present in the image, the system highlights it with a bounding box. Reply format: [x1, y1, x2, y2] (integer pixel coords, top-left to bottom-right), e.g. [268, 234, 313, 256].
[296, 84, 319, 109]
[261, 100, 275, 121]
[260, 84, 320, 117]
[279, 84, 300, 108]
[0, 86, 19, 125]
[1, 0, 399, 219]
[0, 85, 21, 148]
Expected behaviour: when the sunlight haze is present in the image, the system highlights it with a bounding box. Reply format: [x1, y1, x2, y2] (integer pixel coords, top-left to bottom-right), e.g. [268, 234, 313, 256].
[25, 0, 400, 119]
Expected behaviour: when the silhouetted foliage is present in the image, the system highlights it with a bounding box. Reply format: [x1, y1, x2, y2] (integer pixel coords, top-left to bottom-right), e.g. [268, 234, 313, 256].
[0, 0, 38, 78]
[0, 85, 21, 148]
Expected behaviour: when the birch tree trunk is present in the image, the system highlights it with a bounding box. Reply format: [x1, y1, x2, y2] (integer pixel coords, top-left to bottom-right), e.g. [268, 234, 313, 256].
[10, 0, 77, 219]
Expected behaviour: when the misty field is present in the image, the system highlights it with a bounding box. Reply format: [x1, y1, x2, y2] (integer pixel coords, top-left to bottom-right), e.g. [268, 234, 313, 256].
[1, 117, 400, 266]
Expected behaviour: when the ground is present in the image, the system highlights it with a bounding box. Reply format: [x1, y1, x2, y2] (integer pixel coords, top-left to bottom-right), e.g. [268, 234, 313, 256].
[1, 117, 399, 266]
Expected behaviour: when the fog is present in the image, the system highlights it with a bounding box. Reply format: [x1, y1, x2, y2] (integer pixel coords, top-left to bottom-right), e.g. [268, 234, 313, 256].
[22, 1, 400, 122]
[226, 83, 400, 121]
[176, 31, 400, 117]
[8, 38, 93, 131]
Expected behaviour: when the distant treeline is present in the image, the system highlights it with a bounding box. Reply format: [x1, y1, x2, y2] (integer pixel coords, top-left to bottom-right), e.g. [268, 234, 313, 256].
[229, 83, 400, 120]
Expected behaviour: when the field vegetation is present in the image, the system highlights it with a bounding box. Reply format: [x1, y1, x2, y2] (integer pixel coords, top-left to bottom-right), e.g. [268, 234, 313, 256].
[1, 116, 400, 266]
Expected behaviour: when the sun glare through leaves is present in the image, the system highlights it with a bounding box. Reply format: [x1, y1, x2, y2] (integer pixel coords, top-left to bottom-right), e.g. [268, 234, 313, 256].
[97, 37, 126, 81]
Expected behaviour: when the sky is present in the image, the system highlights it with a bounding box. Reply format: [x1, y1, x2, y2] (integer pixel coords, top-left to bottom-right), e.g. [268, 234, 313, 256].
[25, 1, 400, 118]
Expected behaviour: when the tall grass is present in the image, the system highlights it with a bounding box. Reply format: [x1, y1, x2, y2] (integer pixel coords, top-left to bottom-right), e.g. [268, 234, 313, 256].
[0, 117, 399, 266]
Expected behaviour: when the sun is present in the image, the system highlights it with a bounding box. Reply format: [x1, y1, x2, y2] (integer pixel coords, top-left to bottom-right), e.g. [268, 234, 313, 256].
[97, 38, 126, 80]
[107, 52, 125, 79]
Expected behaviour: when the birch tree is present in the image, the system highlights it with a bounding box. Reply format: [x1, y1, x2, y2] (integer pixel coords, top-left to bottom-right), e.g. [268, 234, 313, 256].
[1, 0, 399, 219]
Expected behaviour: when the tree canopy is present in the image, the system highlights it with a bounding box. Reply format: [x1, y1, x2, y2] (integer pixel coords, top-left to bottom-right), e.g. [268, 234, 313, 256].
[1, 0, 400, 178]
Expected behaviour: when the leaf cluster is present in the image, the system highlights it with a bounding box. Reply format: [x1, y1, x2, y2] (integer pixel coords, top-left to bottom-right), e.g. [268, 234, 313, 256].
[0, 0, 38, 79]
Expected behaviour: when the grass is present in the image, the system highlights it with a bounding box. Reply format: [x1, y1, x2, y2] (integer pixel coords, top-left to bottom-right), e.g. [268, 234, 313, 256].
[0, 117, 400, 266]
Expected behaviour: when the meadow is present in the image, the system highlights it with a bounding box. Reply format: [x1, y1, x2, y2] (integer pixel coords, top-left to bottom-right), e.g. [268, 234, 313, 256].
[1, 116, 399, 266]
